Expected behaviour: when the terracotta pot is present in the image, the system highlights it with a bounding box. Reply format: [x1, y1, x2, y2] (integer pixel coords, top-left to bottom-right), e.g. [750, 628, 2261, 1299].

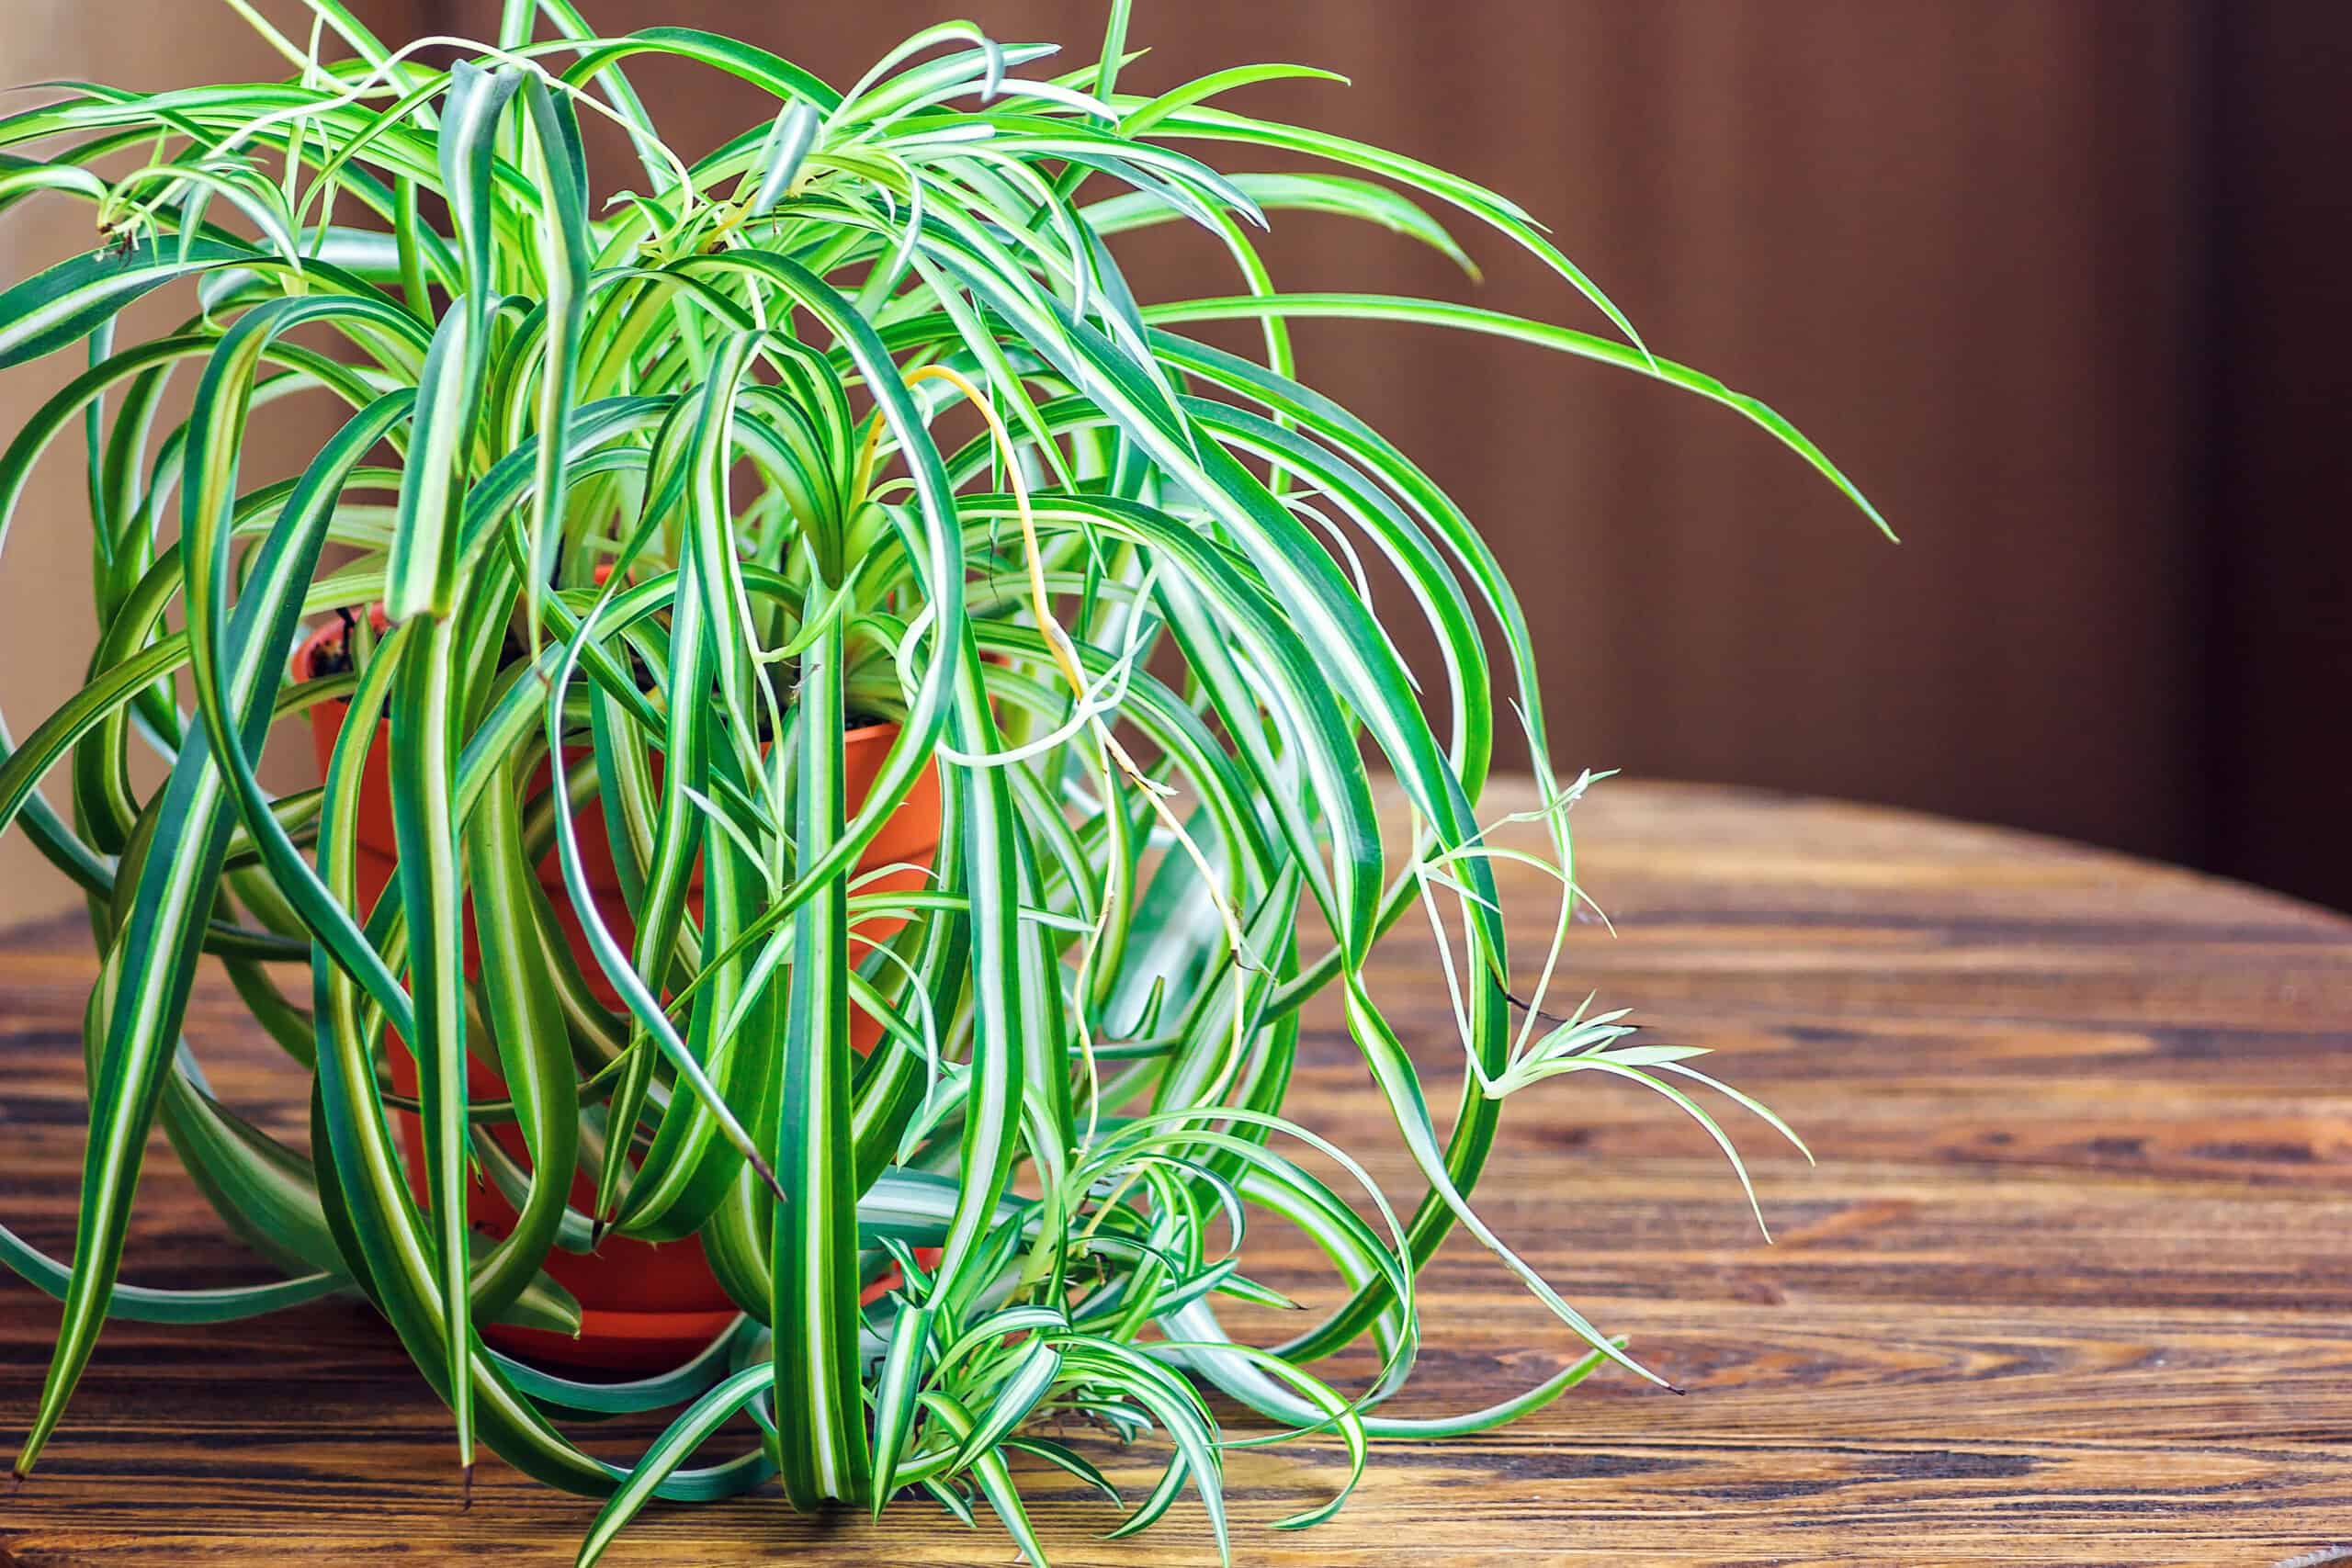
[291, 617, 943, 1370]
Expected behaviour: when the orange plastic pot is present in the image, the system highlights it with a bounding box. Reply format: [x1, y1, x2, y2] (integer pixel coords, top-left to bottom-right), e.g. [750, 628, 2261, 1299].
[291, 617, 943, 1370]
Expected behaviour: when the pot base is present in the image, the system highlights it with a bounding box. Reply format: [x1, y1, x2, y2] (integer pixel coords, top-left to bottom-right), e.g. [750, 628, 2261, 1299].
[487, 1305, 745, 1374]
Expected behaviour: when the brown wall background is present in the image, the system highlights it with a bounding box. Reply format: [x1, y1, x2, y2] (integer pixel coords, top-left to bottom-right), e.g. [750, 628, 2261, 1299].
[3, 0, 2346, 926]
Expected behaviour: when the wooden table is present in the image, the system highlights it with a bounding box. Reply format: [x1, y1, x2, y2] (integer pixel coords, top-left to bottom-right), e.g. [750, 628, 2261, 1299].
[3, 781, 2348, 1565]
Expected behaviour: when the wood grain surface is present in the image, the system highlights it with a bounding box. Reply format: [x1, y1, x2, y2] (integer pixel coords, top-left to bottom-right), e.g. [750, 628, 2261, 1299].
[2, 780, 2347, 1565]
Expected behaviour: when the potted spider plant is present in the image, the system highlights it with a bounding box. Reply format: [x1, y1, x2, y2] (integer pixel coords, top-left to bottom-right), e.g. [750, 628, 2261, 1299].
[0, 0, 1886, 1560]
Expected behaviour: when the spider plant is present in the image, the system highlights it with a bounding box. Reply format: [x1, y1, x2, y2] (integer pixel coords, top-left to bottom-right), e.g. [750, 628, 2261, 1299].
[0, 1, 1885, 1560]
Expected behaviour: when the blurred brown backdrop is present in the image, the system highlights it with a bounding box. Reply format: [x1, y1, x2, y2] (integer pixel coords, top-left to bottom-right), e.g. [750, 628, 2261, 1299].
[2, 0, 2346, 925]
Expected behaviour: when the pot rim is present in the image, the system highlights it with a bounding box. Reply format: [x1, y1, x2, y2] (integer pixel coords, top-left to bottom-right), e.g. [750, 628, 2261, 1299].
[291, 614, 910, 742]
